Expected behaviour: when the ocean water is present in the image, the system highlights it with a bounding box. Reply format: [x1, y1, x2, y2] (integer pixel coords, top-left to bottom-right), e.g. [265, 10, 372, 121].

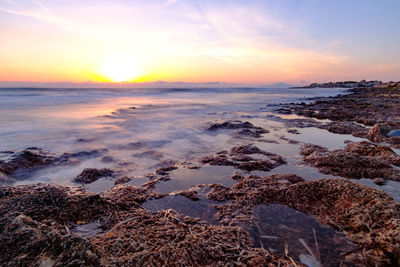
[1, 86, 399, 201]
[2, 86, 398, 265]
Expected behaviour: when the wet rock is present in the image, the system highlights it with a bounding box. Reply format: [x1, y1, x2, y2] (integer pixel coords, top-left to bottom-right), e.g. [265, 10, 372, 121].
[208, 120, 255, 130]
[64, 149, 108, 159]
[0, 213, 100, 267]
[75, 138, 95, 143]
[172, 189, 200, 201]
[207, 184, 231, 202]
[229, 144, 268, 156]
[300, 141, 400, 181]
[155, 160, 178, 175]
[367, 123, 391, 142]
[209, 175, 400, 266]
[73, 168, 114, 184]
[345, 141, 400, 164]
[201, 153, 235, 166]
[235, 128, 269, 138]
[287, 129, 300, 134]
[387, 129, 400, 137]
[284, 87, 400, 145]
[100, 156, 114, 163]
[208, 120, 269, 139]
[200, 144, 286, 172]
[114, 176, 132, 185]
[299, 144, 328, 156]
[321, 121, 368, 137]
[0, 184, 299, 266]
[373, 178, 386, 186]
[0, 148, 75, 182]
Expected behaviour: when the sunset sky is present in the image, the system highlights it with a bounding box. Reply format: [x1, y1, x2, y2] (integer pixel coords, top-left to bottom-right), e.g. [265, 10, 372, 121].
[0, 0, 399, 85]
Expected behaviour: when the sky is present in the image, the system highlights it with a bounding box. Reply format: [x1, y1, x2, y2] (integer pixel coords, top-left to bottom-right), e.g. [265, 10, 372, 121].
[0, 0, 399, 86]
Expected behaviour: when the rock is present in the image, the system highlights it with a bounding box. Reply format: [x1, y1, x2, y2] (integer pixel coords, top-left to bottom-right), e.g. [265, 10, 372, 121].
[387, 129, 400, 137]
[367, 123, 391, 142]
[200, 144, 286, 172]
[321, 121, 368, 137]
[299, 144, 328, 156]
[0, 184, 298, 266]
[235, 128, 269, 138]
[154, 160, 178, 175]
[287, 129, 300, 134]
[73, 168, 114, 184]
[209, 175, 400, 266]
[300, 141, 400, 181]
[283, 87, 400, 145]
[100, 156, 114, 163]
[208, 120, 254, 130]
[64, 149, 108, 159]
[208, 120, 269, 139]
[373, 178, 386, 186]
[114, 176, 131, 185]
[172, 190, 200, 201]
[0, 148, 75, 182]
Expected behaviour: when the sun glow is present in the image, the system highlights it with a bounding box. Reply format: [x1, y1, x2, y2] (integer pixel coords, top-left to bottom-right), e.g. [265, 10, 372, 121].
[95, 53, 145, 83]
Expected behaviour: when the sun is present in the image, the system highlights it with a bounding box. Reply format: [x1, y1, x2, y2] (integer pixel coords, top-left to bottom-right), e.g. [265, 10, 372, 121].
[95, 53, 144, 82]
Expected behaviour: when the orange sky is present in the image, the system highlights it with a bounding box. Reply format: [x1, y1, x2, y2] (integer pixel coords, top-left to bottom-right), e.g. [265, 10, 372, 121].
[0, 0, 399, 85]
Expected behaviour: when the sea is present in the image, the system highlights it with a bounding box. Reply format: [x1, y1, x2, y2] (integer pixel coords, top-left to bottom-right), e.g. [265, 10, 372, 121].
[2, 86, 399, 265]
[0, 86, 398, 198]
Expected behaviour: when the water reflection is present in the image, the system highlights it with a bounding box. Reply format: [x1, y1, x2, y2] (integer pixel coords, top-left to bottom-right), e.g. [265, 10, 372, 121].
[249, 204, 357, 266]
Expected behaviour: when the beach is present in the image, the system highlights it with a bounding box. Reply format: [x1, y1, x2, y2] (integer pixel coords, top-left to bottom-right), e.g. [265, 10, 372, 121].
[1, 86, 399, 266]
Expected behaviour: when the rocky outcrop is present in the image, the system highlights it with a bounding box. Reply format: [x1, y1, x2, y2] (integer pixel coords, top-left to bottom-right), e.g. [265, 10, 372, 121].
[0, 147, 111, 185]
[200, 144, 286, 172]
[0, 184, 299, 266]
[279, 87, 400, 147]
[300, 142, 400, 182]
[73, 168, 114, 184]
[208, 120, 269, 139]
[207, 175, 400, 266]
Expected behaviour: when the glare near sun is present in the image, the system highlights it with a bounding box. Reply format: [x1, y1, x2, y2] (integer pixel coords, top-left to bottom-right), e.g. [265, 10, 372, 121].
[96, 54, 144, 83]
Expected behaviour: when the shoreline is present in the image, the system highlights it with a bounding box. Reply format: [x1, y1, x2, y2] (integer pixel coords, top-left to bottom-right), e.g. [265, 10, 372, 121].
[1, 87, 400, 266]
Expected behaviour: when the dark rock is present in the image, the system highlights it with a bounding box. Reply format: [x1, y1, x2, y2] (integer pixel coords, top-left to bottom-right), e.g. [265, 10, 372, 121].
[208, 120, 269, 139]
[208, 120, 254, 130]
[373, 178, 386, 186]
[73, 168, 114, 184]
[0, 148, 68, 179]
[172, 190, 200, 201]
[287, 129, 300, 134]
[65, 149, 108, 159]
[114, 176, 132, 185]
[235, 128, 269, 138]
[387, 129, 400, 137]
[209, 175, 400, 266]
[100, 156, 114, 163]
[200, 144, 286, 172]
[300, 141, 400, 181]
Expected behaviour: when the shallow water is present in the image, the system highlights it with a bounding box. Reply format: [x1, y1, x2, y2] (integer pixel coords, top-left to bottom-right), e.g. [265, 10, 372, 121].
[249, 204, 357, 266]
[1, 86, 398, 200]
[143, 194, 220, 224]
[3, 86, 398, 265]
[154, 165, 236, 194]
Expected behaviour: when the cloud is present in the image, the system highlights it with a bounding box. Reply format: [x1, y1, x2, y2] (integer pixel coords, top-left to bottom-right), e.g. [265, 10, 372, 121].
[32, 0, 50, 14]
[164, 0, 178, 6]
[3, 0, 16, 6]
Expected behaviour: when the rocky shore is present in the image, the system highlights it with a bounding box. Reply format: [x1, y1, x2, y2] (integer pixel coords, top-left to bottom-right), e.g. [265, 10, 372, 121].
[1, 86, 400, 266]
